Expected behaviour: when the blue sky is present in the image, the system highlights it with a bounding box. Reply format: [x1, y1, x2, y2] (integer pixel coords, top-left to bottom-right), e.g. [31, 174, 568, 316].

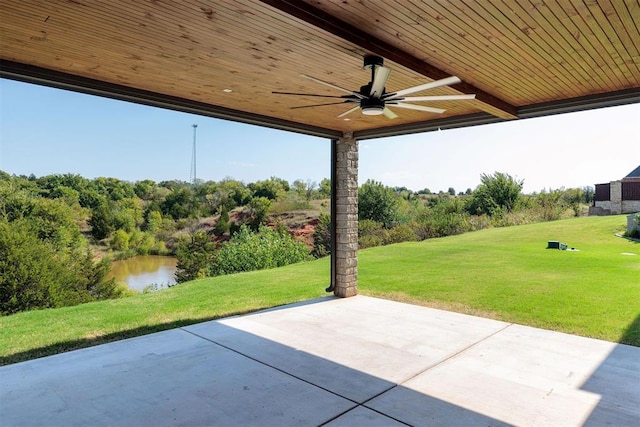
[1, 79, 638, 194]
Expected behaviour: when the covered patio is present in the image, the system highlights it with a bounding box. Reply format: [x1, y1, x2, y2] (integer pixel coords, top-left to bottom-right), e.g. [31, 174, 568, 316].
[2, 295, 639, 425]
[1, 1, 639, 425]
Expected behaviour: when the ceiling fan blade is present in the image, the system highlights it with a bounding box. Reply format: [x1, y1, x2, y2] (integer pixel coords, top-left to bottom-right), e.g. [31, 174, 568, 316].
[300, 74, 365, 99]
[387, 76, 461, 98]
[369, 66, 391, 98]
[291, 101, 351, 110]
[272, 91, 358, 99]
[390, 94, 476, 102]
[337, 106, 360, 118]
[390, 102, 446, 114]
[383, 107, 398, 119]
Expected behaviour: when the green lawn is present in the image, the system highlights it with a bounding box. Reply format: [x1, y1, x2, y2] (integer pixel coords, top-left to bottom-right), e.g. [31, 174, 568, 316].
[1, 215, 638, 365]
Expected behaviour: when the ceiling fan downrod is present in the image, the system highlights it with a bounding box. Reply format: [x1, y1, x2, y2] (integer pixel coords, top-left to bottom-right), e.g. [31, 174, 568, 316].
[361, 55, 386, 115]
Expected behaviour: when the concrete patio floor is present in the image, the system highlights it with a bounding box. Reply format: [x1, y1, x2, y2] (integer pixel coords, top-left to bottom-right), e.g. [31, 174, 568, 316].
[1, 295, 639, 426]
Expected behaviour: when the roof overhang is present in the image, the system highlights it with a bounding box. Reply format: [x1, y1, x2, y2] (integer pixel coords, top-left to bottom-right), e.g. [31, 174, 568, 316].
[1, 1, 639, 140]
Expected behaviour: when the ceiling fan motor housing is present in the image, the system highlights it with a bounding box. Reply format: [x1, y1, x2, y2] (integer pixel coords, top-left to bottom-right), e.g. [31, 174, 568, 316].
[363, 55, 384, 69]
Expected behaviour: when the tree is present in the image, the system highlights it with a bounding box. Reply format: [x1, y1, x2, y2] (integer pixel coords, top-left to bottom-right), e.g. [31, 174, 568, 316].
[312, 213, 331, 258]
[536, 189, 566, 221]
[466, 172, 523, 216]
[319, 178, 331, 198]
[161, 187, 196, 219]
[213, 205, 230, 236]
[89, 202, 114, 240]
[249, 177, 288, 200]
[175, 232, 216, 283]
[247, 196, 272, 230]
[358, 180, 398, 228]
[448, 187, 456, 196]
[292, 179, 307, 197]
[304, 180, 317, 201]
[0, 220, 59, 313]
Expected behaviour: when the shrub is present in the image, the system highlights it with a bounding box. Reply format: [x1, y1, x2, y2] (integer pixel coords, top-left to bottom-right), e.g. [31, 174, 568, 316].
[466, 172, 523, 216]
[247, 197, 272, 230]
[416, 211, 470, 239]
[358, 220, 388, 249]
[175, 231, 216, 283]
[386, 224, 419, 244]
[312, 213, 331, 258]
[213, 225, 310, 276]
[358, 180, 398, 228]
[213, 205, 230, 236]
[110, 229, 130, 251]
[358, 233, 383, 249]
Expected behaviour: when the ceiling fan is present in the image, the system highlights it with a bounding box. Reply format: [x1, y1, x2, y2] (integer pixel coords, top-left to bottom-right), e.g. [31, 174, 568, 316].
[273, 55, 476, 119]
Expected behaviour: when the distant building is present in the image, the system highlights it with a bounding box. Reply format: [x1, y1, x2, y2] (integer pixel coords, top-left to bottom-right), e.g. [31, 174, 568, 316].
[590, 165, 640, 215]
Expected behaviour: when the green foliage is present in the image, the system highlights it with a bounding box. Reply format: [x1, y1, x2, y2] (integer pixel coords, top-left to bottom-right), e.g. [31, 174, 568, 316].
[0, 220, 60, 313]
[561, 187, 588, 217]
[386, 224, 419, 244]
[175, 232, 216, 283]
[110, 229, 130, 251]
[416, 210, 470, 239]
[358, 180, 399, 228]
[318, 178, 331, 198]
[161, 187, 197, 220]
[312, 213, 331, 258]
[466, 172, 523, 216]
[358, 220, 387, 249]
[247, 196, 272, 230]
[213, 225, 310, 276]
[216, 178, 251, 209]
[292, 179, 307, 197]
[89, 202, 114, 240]
[249, 177, 289, 200]
[213, 205, 230, 236]
[0, 218, 126, 315]
[535, 189, 566, 221]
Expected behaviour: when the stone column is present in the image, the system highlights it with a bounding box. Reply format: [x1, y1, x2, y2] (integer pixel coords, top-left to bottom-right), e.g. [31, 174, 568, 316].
[611, 180, 622, 215]
[334, 132, 358, 297]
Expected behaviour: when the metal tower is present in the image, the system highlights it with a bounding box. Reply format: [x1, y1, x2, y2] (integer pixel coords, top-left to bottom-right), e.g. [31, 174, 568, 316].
[190, 124, 198, 184]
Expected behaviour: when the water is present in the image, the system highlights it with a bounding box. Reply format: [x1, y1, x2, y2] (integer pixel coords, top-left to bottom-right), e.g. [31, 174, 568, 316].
[107, 255, 178, 292]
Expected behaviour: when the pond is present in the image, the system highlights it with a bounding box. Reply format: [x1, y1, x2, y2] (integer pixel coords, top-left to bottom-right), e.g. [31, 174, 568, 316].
[107, 255, 178, 292]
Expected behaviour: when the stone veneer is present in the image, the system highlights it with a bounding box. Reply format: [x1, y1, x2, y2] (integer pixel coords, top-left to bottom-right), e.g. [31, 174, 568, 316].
[334, 132, 358, 297]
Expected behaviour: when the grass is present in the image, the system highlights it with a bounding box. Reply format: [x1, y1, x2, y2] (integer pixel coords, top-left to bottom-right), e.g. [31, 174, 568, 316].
[1, 215, 638, 365]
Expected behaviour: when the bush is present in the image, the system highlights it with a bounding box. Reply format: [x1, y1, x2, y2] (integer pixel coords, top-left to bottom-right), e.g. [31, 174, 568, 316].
[213, 225, 310, 276]
[213, 205, 230, 236]
[358, 220, 388, 249]
[386, 224, 419, 244]
[110, 229, 130, 251]
[312, 213, 331, 258]
[416, 211, 470, 239]
[358, 180, 398, 228]
[466, 172, 523, 216]
[247, 197, 272, 230]
[175, 232, 216, 283]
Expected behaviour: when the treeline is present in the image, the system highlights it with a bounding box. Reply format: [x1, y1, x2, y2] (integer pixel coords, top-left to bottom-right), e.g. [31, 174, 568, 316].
[173, 172, 594, 283]
[0, 169, 592, 315]
[354, 172, 594, 249]
[0, 171, 329, 314]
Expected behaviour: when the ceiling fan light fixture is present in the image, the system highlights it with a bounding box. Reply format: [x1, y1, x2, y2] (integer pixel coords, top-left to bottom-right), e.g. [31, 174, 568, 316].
[361, 105, 385, 115]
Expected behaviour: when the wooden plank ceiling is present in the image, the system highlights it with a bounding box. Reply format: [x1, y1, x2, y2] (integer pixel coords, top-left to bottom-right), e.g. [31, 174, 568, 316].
[1, 0, 639, 139]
